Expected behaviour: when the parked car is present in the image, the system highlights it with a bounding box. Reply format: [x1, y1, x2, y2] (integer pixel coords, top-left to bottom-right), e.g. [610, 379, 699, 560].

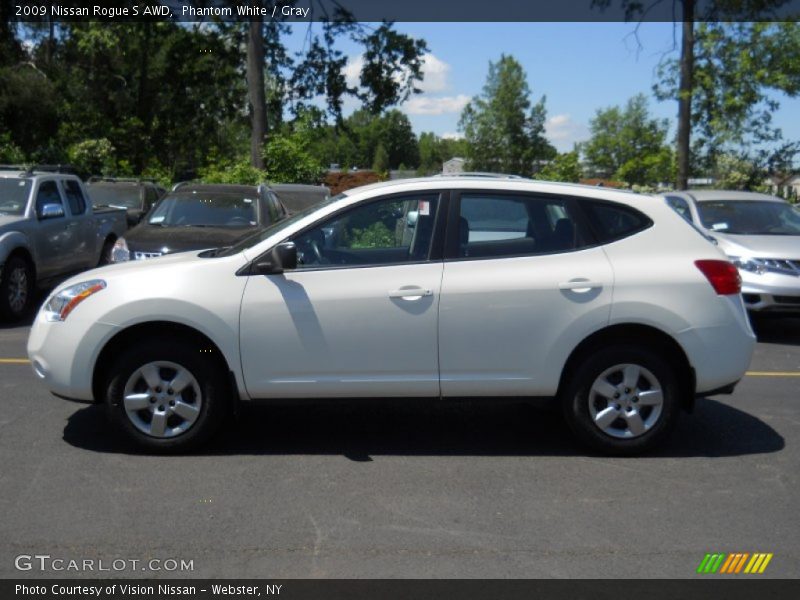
[28, 178, 755, 454]
[663, 190, 800, 313]
[110, 183, 287, 262]
[269, 183, 330, 214]
[0, 166, 128, 320]
[86, 177, 166, 228]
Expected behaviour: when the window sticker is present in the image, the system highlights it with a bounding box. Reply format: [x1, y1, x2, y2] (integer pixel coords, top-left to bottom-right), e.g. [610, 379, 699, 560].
[711, 222, 728, 231]
[418, 200, 430, 216]
[243, 198, 253, 203]
[150, 215, 165, 223]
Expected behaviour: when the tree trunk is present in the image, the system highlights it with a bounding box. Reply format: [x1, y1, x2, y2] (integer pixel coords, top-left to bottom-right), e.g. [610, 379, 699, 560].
[676, 0, 694, 190]
[247, 19, 266, 170]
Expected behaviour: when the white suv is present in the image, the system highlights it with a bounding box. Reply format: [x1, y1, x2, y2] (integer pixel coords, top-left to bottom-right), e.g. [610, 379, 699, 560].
[27, 178, 756, 455]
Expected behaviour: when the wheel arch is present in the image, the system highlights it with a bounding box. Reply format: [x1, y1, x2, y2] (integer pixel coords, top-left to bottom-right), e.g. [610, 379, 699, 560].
[91, 321, 239, 405]
[556, 323, 696, 412]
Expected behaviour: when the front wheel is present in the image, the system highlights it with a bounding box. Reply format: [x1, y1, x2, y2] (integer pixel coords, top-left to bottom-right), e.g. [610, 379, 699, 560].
[105, 340, 229, 452]
[0, 256, 34, 320]
[560, 345, 681, 456]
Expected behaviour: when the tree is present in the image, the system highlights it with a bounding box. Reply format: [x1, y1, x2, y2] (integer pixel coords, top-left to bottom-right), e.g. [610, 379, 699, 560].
[594, 0, 797, 189]
[583, 94, 673, 186]
[458, 55, 555, 176]
[372, 143, 389, 174]
[656, 22, 800, 181]
[533, 150, 583, 183]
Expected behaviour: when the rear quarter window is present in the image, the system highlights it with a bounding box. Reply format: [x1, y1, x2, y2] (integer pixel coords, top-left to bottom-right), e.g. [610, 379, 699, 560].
[580, 200, 653, 243]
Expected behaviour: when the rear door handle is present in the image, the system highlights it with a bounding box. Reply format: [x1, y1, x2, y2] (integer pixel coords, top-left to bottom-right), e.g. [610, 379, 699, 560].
[558, 280, 602, 292]
[389, 287, 433, 300]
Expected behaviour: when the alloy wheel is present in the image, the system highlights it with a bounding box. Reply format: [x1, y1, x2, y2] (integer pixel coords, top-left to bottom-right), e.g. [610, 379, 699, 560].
[587, 363, 664, 439]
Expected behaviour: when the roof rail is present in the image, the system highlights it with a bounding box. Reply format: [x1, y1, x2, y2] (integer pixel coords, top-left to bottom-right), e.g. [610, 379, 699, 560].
[433, 171, 527, 180]
[0, 164, 29, 171]
[87, 176, 158, 184]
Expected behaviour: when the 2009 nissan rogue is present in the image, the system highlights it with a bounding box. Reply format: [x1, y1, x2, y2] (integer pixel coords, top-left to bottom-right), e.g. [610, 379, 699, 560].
[27, 178, 756, 455]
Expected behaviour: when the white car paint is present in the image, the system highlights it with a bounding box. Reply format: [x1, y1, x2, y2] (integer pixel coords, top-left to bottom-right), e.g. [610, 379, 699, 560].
[28, 178, 755, 409]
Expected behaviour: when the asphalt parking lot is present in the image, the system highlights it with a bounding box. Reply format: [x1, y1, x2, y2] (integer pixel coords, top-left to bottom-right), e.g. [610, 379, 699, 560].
[0, 312, 798, 579]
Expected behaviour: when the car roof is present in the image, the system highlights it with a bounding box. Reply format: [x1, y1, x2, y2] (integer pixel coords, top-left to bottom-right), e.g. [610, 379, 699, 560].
[676, 190, 786, 203]
[176, 184, 259, 195]
[269, 183, 329, 192]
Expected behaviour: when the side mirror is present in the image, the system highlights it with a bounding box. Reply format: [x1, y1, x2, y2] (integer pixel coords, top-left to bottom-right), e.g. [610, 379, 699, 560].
[253, 242, 297, 275]
[38, 203, 65, 220]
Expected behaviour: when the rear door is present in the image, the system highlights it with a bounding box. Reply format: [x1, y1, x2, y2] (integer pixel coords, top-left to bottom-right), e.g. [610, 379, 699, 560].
[438, 190, 614, 397]
[31, 179, 68, 278]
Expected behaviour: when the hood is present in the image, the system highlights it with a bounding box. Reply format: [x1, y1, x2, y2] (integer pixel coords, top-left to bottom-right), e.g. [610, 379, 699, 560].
[713, 232, 800, 259]
[0, 214, 26, 230]
[124, 223, 257, 254]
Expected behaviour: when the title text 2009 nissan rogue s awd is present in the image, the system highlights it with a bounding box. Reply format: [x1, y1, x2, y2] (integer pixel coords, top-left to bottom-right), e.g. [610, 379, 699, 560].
[27, 178, 756, 455]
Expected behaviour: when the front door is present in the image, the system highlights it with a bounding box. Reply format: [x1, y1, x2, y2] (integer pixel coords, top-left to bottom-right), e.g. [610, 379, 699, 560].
[239, 192, 445, 398]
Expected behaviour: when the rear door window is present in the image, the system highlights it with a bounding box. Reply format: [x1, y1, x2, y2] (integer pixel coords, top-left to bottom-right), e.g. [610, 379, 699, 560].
[455, 193, 591, 259]
[62, 180, 87, 215]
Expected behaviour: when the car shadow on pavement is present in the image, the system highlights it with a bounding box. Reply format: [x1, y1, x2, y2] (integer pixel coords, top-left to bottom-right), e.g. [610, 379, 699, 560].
[62, 397, 784, 459]
[750, 314, 800, 346]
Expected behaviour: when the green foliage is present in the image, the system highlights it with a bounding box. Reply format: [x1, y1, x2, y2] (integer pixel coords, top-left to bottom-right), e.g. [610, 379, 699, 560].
[66, 138, 116, 178]
[372, 143, 389, 174]
[534, 151, 583, 183]
[0, 132, 25, 163]
[348, 222, 396, 249]
[417, 132, 469, 175]
[459, 55, 556, 176]
[264, 135, 325, 184]
[712, 153, 766, 191]
[199, 160, 268, 186]
[583, 94, 673, 186]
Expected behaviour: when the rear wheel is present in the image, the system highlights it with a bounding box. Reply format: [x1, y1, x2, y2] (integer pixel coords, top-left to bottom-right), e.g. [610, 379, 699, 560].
[105, 339, 229, 452]
[0, 256, 34, 320]
[561, 345, 681, 456]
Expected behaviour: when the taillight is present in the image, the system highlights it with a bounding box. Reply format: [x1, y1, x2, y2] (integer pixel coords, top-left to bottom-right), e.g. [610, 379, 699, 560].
[695, 260, 742, 295]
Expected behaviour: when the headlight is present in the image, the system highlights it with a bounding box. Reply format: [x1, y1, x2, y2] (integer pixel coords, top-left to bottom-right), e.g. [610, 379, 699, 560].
[111, 237, 130, 263]
[43, 279, 107, 322]
[729, 256, 767, 275]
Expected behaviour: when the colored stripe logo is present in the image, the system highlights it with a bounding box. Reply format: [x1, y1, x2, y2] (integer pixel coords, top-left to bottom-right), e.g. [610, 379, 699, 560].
[697, 552, 773, 574]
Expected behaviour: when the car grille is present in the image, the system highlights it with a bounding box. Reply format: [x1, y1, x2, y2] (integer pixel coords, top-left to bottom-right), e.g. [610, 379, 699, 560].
[133, 251, 163, 260]
[755, 258, 800, 276]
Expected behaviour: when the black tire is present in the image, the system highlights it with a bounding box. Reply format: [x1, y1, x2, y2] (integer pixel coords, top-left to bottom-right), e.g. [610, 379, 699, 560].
[98, 237, 115, 266]
[0, 255, 34, 321]
[105, 339, 230, 452]
[560, 344, 681, 456]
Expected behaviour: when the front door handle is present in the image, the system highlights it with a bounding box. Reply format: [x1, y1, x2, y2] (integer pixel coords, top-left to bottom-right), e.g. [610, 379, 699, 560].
[389, 287, 433, 300]
[558, 280, 602, 292]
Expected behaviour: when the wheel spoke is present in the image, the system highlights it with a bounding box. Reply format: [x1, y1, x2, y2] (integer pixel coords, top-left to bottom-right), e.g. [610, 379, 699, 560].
[169, 369, 194, 394]
[625, 411, 645, 436]
[594, 406, 620, 430]
[172, 400, 199, 421]
[123, 393, 151, 411]
[591, 378, 618, 400]
[622, 365, 640, 390]
[140, 364, 162, 390]
[637, 389, 663, 406]
[150, 411, 167, 437]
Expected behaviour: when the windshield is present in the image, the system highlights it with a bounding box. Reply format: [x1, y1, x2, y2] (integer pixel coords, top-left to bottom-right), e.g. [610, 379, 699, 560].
[217, 193, 344, 257]
[88, 185, 141, 208]
[696, 200, 800, 235]
[147, 192, 258, 227]
[0, 179, 32, 216]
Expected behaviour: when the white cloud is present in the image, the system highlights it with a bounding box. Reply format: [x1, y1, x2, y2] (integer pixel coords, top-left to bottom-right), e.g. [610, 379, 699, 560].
[545, 114, 589, 151]
[404, 95, 472, 116]
[343, 52, 452, 94]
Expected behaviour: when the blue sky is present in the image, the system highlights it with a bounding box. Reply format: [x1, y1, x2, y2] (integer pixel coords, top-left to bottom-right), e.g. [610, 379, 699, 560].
[288, 22, 800, 153]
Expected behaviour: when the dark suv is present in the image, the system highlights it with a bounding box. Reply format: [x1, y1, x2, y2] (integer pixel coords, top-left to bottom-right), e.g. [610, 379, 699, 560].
[86, 178, 166, 227]
[110, 183, 288, 262]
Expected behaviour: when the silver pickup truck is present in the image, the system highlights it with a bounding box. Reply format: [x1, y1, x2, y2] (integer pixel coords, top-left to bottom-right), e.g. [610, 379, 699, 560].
[0, 167, 128, 320]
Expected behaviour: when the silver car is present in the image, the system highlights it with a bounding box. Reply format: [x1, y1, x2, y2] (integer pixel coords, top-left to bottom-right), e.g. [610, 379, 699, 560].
[663, 190, 800, 313]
